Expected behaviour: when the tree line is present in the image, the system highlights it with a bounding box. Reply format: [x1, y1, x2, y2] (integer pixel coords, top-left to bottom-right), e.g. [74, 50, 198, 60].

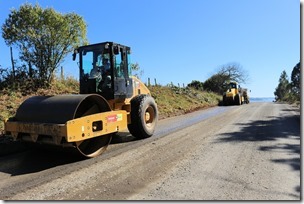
[274, 62, 300, 103]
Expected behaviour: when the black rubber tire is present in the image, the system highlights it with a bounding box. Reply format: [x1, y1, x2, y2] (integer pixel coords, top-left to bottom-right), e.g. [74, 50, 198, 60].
[223, 95, 227, 106]
[234, 94, 241, 105]
[128, 95, 158, 139]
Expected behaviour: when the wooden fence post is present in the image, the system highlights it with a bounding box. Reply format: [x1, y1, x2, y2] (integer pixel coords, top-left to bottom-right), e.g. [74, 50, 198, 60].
[60, 66, 64, 80]
[10, 47, 15, 81]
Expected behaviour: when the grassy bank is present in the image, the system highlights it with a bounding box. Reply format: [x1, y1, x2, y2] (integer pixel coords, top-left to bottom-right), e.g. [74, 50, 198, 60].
[0, 78, 221, 132]
[0, 77, 79, 132]
[149, 85, 221, 119]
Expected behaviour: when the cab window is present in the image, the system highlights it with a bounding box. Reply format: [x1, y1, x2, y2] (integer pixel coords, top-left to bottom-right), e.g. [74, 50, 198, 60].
[82, 51, 93, 75]
[114, 52, 124, 78]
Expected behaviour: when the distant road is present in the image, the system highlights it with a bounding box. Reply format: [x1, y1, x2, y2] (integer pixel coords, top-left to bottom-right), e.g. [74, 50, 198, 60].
[0, 102, 300, 200]
[250, 97, 275, 102]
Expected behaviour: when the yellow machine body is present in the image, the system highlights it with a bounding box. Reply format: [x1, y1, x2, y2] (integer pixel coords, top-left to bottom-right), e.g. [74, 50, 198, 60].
[222, 81, 249, 106]
[4, 42, 158, 158]
[5, 110, 127, 145]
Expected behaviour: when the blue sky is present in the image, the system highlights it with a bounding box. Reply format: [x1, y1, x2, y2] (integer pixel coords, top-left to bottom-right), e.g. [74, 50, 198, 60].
[0, 0, 300, 97]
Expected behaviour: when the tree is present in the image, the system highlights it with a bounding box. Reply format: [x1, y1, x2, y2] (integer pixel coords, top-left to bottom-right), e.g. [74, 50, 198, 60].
[274, 70, 290, 101]
[290, 62, 300, 99]
[203, 73, 230, 94]
[201, 62, 248, 94]
[187, 80, 204, 90]
[2, 3, 88, 86]
[131, 62, 144, 79]
[217, 62, 249, 84]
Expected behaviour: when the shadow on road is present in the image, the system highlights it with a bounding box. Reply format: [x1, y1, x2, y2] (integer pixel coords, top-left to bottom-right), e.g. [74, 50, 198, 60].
[215, 106, 301, 197]
[111, 131, 138, 144]
[0, 131, 138, 176]
[215, 107, 300, 172]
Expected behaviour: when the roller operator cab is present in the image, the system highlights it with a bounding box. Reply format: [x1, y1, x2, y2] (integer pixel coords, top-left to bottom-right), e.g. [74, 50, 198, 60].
[4, 42, 158, 158]
[74, 42, 133, 100]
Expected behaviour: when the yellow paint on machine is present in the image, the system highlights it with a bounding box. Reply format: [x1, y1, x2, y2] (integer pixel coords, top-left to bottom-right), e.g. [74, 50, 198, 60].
[66, 110, 127, 142]
[4, 110, 128, 144]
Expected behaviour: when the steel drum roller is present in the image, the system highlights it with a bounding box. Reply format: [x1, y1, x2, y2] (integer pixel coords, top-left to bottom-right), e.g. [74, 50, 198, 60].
[15, 94, 113, 158]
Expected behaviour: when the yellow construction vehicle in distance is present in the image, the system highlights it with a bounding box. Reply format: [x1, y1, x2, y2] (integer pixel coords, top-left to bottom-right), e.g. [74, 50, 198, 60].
[4, 42, 158, 158]
[222, 81, 250, 106]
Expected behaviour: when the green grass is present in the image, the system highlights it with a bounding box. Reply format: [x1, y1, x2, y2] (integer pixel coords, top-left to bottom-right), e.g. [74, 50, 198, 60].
[149, 85, 221, 119]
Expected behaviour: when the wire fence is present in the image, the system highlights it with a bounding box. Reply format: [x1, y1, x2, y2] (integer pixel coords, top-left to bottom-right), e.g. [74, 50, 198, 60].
[146, 77, 186, 88]
[145, 77, 192, 95]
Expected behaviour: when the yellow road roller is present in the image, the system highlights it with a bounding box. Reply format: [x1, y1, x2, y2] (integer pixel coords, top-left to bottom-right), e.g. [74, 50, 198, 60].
[222, 81, 249, 106]
[4, 42, 158, 158]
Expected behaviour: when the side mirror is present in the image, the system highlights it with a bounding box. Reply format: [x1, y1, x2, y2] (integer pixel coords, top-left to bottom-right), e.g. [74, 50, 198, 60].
[72, 49, 78, 61]
[72, 53, 76, 61]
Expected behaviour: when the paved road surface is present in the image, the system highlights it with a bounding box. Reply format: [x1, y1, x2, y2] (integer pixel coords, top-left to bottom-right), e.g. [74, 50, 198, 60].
[0, 102, 300, 200]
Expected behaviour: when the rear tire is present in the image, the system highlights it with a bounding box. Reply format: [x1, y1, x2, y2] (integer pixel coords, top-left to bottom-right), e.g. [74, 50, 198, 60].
[128, 95, 158, 139]
[222, 95, 227, 106]
[234, 94, 241, 105]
